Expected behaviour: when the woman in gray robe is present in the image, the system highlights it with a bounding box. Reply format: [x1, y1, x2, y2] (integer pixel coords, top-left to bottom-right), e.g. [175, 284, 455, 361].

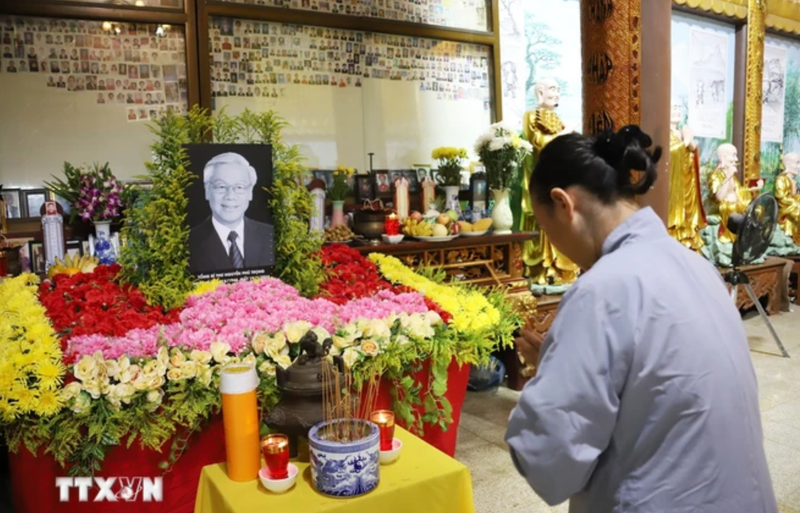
[505, 126, 777, 513]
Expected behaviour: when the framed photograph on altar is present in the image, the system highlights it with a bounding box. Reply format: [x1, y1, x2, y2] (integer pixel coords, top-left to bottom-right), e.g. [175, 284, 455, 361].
[1, 189, 22, 219]
[470, 172, 487, 215]
[23, 189, 48, 218]
[373, 171, 392, 198]
[356, 175, 373, 202]
[402, 170, 419, 193]
[66, 239, 82, 258]
[184, 144, 275, 282]
[413, 164, 431, 183]
[29, 241, 45, 274]
[5, 237, 33, 273]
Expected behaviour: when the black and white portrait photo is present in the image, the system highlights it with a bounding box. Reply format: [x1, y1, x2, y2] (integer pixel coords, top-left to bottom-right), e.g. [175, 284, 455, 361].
[185, 145, 274, 281]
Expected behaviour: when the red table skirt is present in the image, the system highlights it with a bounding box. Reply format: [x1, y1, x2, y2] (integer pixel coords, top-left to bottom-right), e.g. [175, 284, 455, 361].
[9, 358, 470, 513]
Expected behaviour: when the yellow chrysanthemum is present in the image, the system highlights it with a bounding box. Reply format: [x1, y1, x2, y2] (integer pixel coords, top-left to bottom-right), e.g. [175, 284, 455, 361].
[33, 389, 63, 417]
[189, 280, 224, 299]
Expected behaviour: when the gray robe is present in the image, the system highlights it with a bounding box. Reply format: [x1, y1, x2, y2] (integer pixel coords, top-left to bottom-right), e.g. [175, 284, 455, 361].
[505, 207, 777, 513]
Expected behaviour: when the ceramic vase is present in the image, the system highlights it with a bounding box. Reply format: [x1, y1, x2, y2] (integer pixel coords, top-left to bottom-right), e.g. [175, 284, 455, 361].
[92, 220, 116, 265]
[330, 200, 345, 228]
[443, 185, 461, 217]
[309, 419, 380, 497]
[491, 189, 513, 235]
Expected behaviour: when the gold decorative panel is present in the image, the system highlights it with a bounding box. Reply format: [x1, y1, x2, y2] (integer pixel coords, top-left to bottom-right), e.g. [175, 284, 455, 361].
[581, 0, 642, 134]
[672, 0, 748, 19]
[766, 0, 800, 35]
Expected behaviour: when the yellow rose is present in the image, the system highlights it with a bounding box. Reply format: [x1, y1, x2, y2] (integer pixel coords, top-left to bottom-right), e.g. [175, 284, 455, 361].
[141, 360, 159, 377]
[360, 340, 379, 357]
[146, 390, 163, 411]
[284, 321, 312, 343]
[72, 392, 92, 414]
[251, 333, 269, 355]
[191, 350, 213, 366]
[62, 382, 82, 401]
[118, 355, 131, 374]
[157, 347, 169, 368]
[105, 359, 120, 379]
[110, 383, 135, 405]
[198, 366, 214, 387]
[166, 368, 183, 381]
[169, 351, 187, 368]
[73, 356, 97, 383]
[341, 348, 359, 369]
[274, 354, 292, 370]
[118, 364, 140, 384]
[83, 380, 102, 400]
[424, 311, 443, 326]
[368, 320, 391, 340]
[147, 374, 166, 390]
[265, 336, 288, 360]
[241, 354, 257, 367]
[258, 360, 276, 377]
[132, 374, 151, 391]
[210, 342, 231, 363]
[311, 327, 331, 343]
[394, 334, 410, 346]
[180, 361, 199, 379]
[332, 334, 356, 350]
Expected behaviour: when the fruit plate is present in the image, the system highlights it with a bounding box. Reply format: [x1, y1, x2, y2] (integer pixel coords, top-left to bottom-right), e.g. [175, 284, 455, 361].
[412, 235, 460, 242]
[460, 230, 489, 237]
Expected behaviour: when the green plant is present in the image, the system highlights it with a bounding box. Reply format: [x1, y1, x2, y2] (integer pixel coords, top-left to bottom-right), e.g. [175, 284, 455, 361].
[328, 166, 355, 202]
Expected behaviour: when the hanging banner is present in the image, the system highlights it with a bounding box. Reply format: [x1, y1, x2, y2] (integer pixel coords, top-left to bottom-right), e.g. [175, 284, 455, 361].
[761, 44, 788, 143]
[688, 27, 730, 139]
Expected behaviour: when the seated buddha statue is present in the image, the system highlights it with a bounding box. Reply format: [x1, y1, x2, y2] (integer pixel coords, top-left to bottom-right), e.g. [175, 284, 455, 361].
[706, 144, 763, 244]
[667, 103, 706, 251]
[775, 152, 800, 246]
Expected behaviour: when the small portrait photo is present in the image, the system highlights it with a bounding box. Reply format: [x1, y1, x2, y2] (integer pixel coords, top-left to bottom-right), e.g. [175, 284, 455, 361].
[24, 190, 48, 218]
[44, 201, 58, 217]
[402, 170, 420, 192]
[356, 175, 373, 203]
[30, 242, 45, 274]
[1, 189, 22, 219]
[185, 146, 275, 280]
[5, 238, 33, 273]
[66, 240, 83, 259]
[374, 172, 391, 194]
[414, 165, 431, 183]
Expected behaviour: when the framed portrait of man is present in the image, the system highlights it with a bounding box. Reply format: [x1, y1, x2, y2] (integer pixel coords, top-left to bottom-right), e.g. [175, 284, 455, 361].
[185, 145, 275, 281]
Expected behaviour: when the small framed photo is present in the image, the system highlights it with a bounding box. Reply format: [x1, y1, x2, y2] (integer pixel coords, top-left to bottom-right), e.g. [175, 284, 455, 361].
[413, 164, 431, 183]
[23, 189, 48, 218]
[373, 171, 392, 196]
[1, 189, 22, 219]
[81, 240, 91, 257]
[402, 170, 420, 192]
[5, 237, 33, 273]
[470, 172, 488, 214]
[29, 241, 45, 274]
[356, 175, 373, 203]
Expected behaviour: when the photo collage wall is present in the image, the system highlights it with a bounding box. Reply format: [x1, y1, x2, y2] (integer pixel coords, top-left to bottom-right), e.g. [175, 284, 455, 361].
[218, 0, 488, 32]
[0, 16, 189, 123]
[209, 17, 491, 108]
[52, 0, 183, 6]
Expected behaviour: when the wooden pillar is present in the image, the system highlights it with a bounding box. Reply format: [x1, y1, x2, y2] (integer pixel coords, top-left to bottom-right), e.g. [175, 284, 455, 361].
[743, 0, 767, 182]
[580, 0, 670, 222]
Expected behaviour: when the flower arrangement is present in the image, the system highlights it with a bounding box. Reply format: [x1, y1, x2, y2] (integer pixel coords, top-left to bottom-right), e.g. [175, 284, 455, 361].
[45, 162, 124, 223]
[431, 147, 468, 186]
[474, 122, 533, 191]
[329, 165, 355, 202]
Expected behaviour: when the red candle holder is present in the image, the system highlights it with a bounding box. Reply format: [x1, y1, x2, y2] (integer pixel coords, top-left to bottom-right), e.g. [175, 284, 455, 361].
[261, 434, 289, 480]
[371, 410, 395, 451]
[384, 212, 400, 236]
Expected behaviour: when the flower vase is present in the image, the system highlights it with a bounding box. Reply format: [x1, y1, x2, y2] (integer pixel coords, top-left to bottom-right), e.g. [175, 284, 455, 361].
[309, 419, 380, 497]
[491, 189, 513, 235]
[331, 200, 345, 228]
[443, 185, 461, 217]
[92, 220, 116, 265]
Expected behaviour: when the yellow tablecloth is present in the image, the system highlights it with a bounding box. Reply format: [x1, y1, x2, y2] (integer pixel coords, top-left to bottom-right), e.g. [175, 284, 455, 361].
[194, 427, 475, 513]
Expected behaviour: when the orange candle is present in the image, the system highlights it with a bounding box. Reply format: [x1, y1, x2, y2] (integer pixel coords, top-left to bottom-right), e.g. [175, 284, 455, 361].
[371, 410, 395, 451]
[221, 364, 261, 482]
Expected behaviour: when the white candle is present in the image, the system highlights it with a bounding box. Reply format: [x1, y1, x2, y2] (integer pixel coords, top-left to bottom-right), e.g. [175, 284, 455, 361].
[394, 176, 409, 220]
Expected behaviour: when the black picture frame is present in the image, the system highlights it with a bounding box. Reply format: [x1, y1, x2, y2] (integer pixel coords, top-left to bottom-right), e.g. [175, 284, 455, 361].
[23, 189, 48, 218]
[373, 170, 392, 198]
[355, 175, 373, 203]
[29, 241, 45, 274]
[66, 239, 83, 259]
[402, 170, 420, 193]
[470, 172, 488, 214]
[0, 188, 22, 219]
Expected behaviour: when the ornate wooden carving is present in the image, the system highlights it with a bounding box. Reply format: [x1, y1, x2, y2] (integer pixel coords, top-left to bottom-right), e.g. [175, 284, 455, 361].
[720, 257, 785, 315]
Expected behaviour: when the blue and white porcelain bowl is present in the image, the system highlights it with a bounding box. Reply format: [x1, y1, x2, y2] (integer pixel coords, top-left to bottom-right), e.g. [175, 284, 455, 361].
[308, 419, 380, 497]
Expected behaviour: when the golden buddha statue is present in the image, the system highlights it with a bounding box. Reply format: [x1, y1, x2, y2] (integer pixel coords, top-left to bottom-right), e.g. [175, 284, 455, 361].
[775, 152, 800, 246]
[707, 144, 762, 244]
[667, 104, 706, 251]
[518, 79, 579, 285]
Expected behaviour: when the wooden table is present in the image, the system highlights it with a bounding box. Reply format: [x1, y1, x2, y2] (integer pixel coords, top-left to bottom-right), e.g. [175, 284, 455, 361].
[788, 255, 800, 305]
[355, 232, 536, 293]
[719, 256, 787, 315]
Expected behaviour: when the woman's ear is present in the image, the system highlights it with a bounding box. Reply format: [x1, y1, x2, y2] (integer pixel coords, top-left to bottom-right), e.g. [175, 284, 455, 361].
[549, 187, 576, 222]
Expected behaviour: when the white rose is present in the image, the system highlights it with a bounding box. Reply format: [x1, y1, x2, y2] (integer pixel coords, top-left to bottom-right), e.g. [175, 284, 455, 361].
[397, 313, 411, 330]
[156, 347, 169, 368]
[356, 319, 374, 337]
[343, 323, 363, 339]
[274, 354, 292, 370]
[265, 336, 288, 360]
[166, 368, 183, 381]
[241, 354, 257, 367]
[180, 361, 199, 379]
[72, 392, 92, 414]
[369, 320, 391, 340]
[73, 356, 97, 382]
[62, 382, 82, 401]
[210, 342, 231, 363]
[118, 364, 140, 384]
[169, 351, 187, 368]
[141, 360, 159, 377]
[105, 359, 120, 379]
[146, 389, 164, 411]
[424, 311, 443, 326]
[109, 383, 135, 405]
[341, 348, 359, 369]
[284, 321, 312, 344]
[118, 355, 131, 374]
[258, 360, 276, 377]
[251, 333, 269, 355]
[146, 374, 166, 390]
[132, 374, 152, 391]
[83, 380, 102, 400]
[190, 350, 212, 366]
[311, 327, 331, 343]
[394, 334, 410, 347]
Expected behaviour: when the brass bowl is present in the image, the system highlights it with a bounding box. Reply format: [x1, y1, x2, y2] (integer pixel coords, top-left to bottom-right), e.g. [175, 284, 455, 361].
[353, 210, 387, 239]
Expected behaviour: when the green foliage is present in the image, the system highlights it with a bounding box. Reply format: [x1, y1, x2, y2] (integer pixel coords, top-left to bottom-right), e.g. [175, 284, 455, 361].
[118, 108, 194, 310]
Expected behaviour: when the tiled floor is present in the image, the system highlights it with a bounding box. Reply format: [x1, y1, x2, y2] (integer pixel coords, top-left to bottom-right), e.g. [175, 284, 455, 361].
[456, 309, 800, 513]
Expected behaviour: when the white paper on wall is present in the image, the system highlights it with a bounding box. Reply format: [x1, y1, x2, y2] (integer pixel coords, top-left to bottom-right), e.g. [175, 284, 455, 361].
[688, 27, 730, 139]
[761, 44, 788, 144]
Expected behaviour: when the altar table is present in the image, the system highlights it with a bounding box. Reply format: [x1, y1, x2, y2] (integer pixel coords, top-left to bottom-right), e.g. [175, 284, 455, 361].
[193, 427, 475, 513]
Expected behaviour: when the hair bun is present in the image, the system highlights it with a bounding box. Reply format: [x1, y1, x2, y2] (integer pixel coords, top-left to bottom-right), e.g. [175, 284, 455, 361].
[594, 125, 661, 195]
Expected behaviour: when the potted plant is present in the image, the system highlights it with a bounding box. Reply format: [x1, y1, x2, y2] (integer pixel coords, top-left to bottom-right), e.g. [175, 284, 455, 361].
[474, 124, 532, 234]
[431, 147, 467, 215]
[329, 165, 354, 228]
